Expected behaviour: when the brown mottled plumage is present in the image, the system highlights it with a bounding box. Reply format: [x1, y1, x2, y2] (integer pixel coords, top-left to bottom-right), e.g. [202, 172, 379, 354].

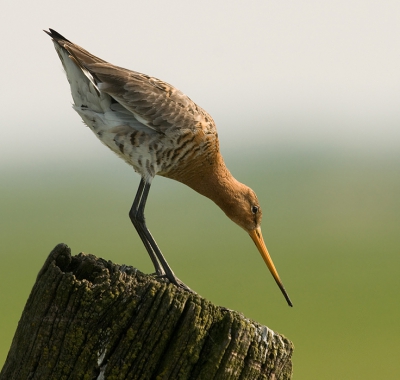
[45, 29, 292, 306]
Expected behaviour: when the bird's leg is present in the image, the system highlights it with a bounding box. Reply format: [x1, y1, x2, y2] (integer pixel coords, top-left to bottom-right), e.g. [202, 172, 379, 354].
[129, 178, 193, 292]
[129, 178, 165, 277]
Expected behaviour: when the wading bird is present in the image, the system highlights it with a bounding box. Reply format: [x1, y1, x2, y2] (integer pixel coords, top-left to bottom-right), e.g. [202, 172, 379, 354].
[45, 29, 292, 306]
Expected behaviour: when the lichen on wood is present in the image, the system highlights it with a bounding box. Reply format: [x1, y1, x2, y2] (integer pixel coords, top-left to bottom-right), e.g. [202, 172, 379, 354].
[0, 244, 294, 380]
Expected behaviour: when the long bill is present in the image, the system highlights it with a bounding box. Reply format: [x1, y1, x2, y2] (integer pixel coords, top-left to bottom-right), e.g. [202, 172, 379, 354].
[249, 227, 293, 307]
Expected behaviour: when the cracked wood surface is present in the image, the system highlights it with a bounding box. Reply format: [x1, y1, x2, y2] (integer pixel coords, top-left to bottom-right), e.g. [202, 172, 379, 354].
[0, 244, 294, 380]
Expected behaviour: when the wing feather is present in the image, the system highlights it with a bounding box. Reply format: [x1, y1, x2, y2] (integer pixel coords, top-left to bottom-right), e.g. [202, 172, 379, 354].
[46, 28, 215, 135]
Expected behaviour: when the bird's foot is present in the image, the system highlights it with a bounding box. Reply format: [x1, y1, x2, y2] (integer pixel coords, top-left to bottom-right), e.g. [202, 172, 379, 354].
[173, 277, 196, 294]
[154, 273, 196, 294]
[220, 306, 234, 313]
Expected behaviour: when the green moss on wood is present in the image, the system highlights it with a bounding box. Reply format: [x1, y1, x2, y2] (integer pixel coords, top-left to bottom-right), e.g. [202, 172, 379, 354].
[0, 244, 294, 380]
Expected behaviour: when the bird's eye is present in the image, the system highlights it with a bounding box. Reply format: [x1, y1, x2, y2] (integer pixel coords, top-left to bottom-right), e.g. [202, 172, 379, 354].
[251, 206, 259, 214]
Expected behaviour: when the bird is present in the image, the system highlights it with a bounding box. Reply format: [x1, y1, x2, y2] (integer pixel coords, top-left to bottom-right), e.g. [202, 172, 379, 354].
[45, 28, 293, 307]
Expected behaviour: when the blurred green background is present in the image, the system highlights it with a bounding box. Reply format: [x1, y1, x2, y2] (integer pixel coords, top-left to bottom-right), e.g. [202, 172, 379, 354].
[1, 149, 399, 379]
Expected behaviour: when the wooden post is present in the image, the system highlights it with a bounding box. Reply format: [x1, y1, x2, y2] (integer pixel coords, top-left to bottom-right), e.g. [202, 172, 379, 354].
[0, 244, 294, 380]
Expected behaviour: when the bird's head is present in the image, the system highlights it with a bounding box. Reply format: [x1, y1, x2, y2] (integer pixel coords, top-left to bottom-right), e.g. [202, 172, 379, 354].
[220, 184, 293, 307]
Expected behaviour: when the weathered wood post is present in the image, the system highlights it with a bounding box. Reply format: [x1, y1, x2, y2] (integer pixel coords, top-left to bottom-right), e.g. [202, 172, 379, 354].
[0, 244, 294, 380]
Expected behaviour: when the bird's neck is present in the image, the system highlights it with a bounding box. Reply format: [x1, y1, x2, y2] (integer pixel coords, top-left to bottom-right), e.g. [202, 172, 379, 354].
[175, 154, 245, 217]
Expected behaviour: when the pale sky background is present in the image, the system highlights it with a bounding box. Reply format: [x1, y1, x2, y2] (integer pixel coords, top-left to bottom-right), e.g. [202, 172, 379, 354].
[1, 0, 399, 168]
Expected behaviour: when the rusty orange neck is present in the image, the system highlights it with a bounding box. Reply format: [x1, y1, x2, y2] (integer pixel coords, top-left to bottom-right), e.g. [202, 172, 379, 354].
[171, 153, 246, 218]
